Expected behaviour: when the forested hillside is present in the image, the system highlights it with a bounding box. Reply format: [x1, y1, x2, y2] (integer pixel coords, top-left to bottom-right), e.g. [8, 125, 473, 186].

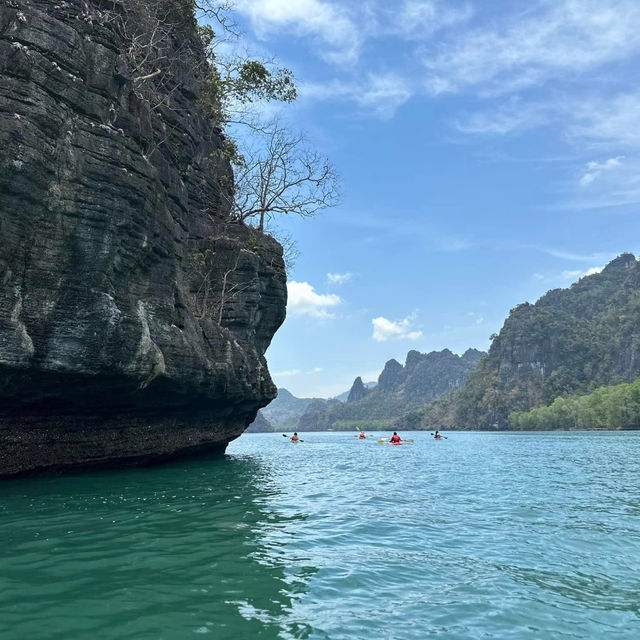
[417, 254, 640, 429]
[510, 378, 640, 430]
[298, 348, 484, 430]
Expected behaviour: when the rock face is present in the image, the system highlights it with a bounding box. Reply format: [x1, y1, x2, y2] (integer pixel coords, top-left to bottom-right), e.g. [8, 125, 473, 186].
[298, 398, 342, 431]
[377, 359, 404, 391]
[298, 348, 484, 430]
[0, 0, 286, 477]
[449, 254, 640, 427]
[245, 410, 273, 433]
[259, 387, 321, 427]
[346, 376, 368, 403]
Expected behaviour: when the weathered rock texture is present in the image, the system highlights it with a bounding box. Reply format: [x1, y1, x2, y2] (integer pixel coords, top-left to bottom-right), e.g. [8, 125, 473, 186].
[442, 254, 640, 428]
[0, 0, 286, 476]
[346, 376, 368, 403]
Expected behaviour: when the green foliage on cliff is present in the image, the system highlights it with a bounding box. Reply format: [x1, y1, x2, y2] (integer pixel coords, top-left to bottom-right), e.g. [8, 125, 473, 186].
[425, 254, 640, 428]
[116, 0, 335, 237]
[200, 55, 297, 128]
[510, 378, 640, 430]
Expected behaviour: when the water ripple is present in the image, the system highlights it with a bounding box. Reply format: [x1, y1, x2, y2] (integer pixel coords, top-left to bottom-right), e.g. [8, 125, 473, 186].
[1, 431, 639, 639]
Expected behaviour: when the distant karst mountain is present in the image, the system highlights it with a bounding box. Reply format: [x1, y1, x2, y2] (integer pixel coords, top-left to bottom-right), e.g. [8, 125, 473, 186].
[332, 380, 377, 403]
[297, 348, 484, 430]
[250, 253, 640, 435]
[248, 380, 376, 431]
[245, 411, 274, 433]
[253, 388, 322, 429]
[419, 253, 640, 429]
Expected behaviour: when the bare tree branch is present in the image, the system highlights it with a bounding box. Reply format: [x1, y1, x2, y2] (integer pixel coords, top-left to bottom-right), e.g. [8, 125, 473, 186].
[225, 120, 340, 231]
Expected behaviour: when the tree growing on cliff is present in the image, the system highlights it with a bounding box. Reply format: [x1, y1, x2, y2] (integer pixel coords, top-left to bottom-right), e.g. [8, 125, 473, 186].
[197, 32, 339, 231]
[111, 1, 338, 232]
[109, 1, 295, 121]
[226, 122, 339, 232]
[188, 245, 258, 323]
[110, 0, 337, 322]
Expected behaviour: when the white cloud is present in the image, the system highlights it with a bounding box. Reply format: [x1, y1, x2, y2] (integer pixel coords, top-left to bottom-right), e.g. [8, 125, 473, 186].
[533, 266, 604, 283]
[234, 0, 362, 65]
[455, 98, 551, 136]
[565, 151, 640, 209]
[529, 247, 613, 263]
[569, 93, 640, 147]
[394, 0, 473, 40]
[273, 367, 323, 377]
[467, 312, 484, 325]
[301, 72, 413, 120]
[579, 156, 625, 186]
[422, 0, 640, 96]
[455, 91, 640, 208]
[327, 272, 353, 285]
[235, 0, 474, 68]
[458, 89, 640, 150]
[562, 266, 604, 280]
[287, 281, 341, 318]
[357, 73, 413, 119]
[372, 315, 423, 342]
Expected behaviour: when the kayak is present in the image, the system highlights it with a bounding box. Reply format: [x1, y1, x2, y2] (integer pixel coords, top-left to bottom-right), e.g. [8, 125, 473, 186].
[388, 442, 402, 446]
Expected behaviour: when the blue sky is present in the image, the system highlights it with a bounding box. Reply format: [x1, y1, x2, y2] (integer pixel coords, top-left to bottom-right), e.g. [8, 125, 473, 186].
[223, 0, 640, 398]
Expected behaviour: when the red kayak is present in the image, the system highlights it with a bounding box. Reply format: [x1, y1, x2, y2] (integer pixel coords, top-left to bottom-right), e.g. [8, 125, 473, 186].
[389, 442, 402, 446]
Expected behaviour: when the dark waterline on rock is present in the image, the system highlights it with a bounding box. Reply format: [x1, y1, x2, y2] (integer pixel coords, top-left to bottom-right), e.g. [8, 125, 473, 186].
[0, 0, 286, 478]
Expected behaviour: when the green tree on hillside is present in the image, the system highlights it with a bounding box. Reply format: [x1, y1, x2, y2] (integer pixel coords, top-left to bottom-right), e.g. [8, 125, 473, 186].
[510, 378, 640, 430]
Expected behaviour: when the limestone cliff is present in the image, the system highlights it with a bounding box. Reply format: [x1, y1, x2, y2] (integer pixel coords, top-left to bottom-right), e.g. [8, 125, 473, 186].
[0, 0, 286, 476]
[346, 376, 369, 403]
[440, 254, 640, 428]
[297, 348, 484, 430]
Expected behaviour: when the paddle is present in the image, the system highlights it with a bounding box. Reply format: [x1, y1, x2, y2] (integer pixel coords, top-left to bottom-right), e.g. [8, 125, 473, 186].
[430, 432, 448, 439]
[282, 433, 304, 442]
[354, 426, 369, 439]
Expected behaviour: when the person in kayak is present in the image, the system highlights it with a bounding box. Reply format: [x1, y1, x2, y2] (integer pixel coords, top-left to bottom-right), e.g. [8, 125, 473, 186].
[389, 432, 401, 444]
[434, 430, 442, 439]
[359, 431, 366, 439]
[291, 432, 299, 442]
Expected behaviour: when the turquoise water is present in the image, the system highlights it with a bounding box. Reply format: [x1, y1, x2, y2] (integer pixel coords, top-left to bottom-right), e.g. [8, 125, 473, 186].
[1, 431, 640, 639]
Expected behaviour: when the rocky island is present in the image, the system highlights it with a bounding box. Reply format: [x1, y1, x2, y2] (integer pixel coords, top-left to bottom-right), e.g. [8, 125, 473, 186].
[0, 0, 286, 476]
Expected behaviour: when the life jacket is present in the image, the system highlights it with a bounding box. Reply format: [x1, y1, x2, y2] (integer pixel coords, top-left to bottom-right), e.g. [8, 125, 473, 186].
[291, 435, 299, 442]
[390, 434, 401, 443]
[359, 433, 366, 439]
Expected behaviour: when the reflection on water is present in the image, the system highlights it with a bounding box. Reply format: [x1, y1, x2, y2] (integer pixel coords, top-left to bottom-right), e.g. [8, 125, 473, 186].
[0, 455, 318, 640]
